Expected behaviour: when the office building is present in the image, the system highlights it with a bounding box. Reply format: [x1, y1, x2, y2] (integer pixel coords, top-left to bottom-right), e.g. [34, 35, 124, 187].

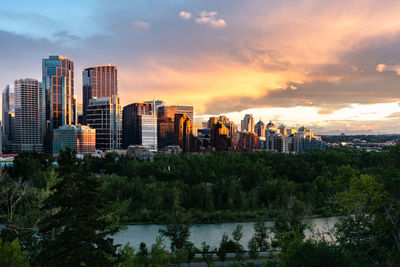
[238, 131, 259, 151]
[82, 65, 117, 123]
[218, 116, 238, 147]
[174, 113, 192, 153]
[157, 105, 193, 149]
[86, 95, 121, 150]
[76, 103, 83, 124]
[255, 120, 266, 137]
[208, 117, 232, 151]
[13, 79, 43, 152]
[192, 122, 203, 137]
[207, 116, 238, 151]
[241, 114, 254, 132]
[144, 100, 165, 114]
[53, 125, 96, 156]
[122, 103, 156, 150]
[2, 85, 15, 148]
[141, 114, 157, 151]
[42, 55, 75, 151]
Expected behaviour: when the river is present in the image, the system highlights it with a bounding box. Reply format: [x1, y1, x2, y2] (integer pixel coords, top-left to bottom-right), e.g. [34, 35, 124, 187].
[114, 216, 342, 250]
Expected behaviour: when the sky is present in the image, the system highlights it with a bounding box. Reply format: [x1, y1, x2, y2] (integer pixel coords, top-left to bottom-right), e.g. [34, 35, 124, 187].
[1, 0, 400, 134]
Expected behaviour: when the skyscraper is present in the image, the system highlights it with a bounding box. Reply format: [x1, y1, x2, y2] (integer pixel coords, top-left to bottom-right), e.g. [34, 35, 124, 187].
[157, 105, 193, 149]
[255, 120, 266, 137]
[122, 103, 157, 150]
[86, 95, 121, 150]
[2, 84, 15, 147]
[174, 113, 192, 153]
[82, 65, 117, 124]
[13, 79, 43, 152]
[42, 55, 75, 151]
[241, 114, 254, 132]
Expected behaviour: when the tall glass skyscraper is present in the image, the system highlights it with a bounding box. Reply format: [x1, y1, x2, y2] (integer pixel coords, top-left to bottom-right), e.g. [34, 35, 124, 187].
[42, 55, 75, 151]
[122, 103, 155, 149]
[82, 65, 117, 124]
[86, 95, 121, 150]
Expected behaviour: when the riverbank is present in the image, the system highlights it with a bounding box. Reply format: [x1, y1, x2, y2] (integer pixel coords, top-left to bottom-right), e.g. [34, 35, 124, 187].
[124, 211, 343, 225]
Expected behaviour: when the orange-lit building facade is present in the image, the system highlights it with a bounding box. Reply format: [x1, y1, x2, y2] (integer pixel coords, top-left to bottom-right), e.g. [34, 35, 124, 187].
[157, 105, 193, 149]
[208, 116, 238, 151]
[174, 113, 192, 153]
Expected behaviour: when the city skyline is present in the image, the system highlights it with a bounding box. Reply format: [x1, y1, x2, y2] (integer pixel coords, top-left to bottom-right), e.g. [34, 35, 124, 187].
[1, 1, 400, 134]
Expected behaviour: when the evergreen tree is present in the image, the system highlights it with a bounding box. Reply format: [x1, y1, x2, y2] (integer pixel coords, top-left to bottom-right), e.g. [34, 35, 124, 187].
[37, 148, 120, 267]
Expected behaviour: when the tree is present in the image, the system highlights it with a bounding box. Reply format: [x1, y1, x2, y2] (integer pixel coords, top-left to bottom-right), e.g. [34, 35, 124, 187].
[159, 223, 191, 252]
[148, 236, 172, 266]
[37, 148, 120, 267]
[0, 171, 48, 260]
[0, 238, 30, 267]
[335, 174, 400, 265]
[135, 242, 149, 266]
[232, 224, 244, 244]
[118, 243, 135, 267]
[232, 224, 245, 262]
[252, 221, 271, 251]
[201, 241, 214, 266]
[183, 241, 197, 266]
[248, 237, 259, 259]
[216, 234, 229, 264]
[277, 238, 355, 267]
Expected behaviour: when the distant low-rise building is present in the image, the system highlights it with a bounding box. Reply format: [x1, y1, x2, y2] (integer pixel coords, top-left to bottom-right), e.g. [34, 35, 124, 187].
[127, 145, 153, 160]
[264, 123, 326, 153]
[159, 145, 182, 154]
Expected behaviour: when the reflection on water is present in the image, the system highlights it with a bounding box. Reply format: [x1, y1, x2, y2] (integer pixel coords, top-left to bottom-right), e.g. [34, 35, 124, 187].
[114, 216, 342, 250]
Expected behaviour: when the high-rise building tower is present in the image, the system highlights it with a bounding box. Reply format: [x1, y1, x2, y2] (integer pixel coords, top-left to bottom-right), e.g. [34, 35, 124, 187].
[255, 120, 266, 137]
[42, 55, 75, 151]
[13, 79, 43, 152]
[82, 65, 117, 124]
[241, 114, 254, 132]
[174, 113, 192, 153]
[86, 95, 121, 150]
[122, 103, 157, 151]
[157, 105, 193, 149]
[2, 84, 15, 148]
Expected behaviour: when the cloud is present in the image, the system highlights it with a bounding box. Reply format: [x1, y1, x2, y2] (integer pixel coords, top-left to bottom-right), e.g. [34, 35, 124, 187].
[376, 63, 400, 75]
[195, 11, 226, 28]
[179, 11, 192, 20]
[129, 21, 150, 32]
[385, 111, 400, 119]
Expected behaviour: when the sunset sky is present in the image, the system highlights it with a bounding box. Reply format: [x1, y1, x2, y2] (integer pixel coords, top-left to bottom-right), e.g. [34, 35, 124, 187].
[1, 0, 400, 134]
